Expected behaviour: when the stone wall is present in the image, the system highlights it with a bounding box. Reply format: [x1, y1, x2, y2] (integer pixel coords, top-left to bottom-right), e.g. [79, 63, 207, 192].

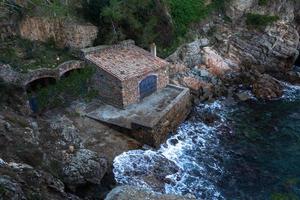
[19, 17, 98, 49]
[130, 85, 191, 147]
[0, 60, 85, 88]
[90, 65, 169, 109]
[90, 66, 124, 108]
[122, 68, 169, 107]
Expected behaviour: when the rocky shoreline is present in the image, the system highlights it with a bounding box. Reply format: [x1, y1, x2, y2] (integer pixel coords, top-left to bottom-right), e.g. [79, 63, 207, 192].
[1, 0, 300, 199]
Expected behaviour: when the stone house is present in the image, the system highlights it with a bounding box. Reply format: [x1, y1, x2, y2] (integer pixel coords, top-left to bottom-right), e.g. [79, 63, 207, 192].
[83, 41, 170, 108]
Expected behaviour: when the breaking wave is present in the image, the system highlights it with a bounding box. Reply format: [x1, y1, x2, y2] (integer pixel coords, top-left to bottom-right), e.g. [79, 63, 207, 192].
[113, 101, 231, 199]
[113, 82, 300, 200]
[281, 81, 300, 101]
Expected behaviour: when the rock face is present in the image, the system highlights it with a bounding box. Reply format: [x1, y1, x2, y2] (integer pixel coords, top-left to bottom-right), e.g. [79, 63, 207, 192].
[202, 47, 235, 75]
[225, 23, 299, 73]
[19, 16, 98, 49]
[0, 176, 26, 200]
[0, 159, 79, 200]
[252, 74, 283, 100]
[226, 0, 297, 23]
[105, 186, 196, 200]
[0, 64, 22, 85]
[113, 151, 179, 193]
[62, 149, 107, 189]
[167, 38, 209, 67]
[49, 115, 83, 148]
[167, 0, 300, 102]
[221, 0, 300, 75]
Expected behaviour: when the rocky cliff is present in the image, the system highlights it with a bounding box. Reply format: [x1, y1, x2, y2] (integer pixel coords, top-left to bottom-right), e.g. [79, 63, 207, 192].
[19, 17, 98, 49]
[167, 0, 300, 102]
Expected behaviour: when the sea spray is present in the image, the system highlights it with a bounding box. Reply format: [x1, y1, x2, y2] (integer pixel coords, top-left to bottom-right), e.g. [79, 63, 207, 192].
[113, 83, 300, 199]
[114, 101, 230, 199]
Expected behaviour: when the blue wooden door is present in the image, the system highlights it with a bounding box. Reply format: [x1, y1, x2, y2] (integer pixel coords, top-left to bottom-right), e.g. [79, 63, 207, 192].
[139, 75, 157, 100]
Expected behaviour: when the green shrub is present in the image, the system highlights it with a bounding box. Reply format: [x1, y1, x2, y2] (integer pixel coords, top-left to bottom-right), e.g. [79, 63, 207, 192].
[29, 67, 96, 111]
[0, 37, 75, 72]
[99, 0, 174, 47]
[258, 0, 268, 6]
[246, 13, 279, 28]
[81, 0, 110, 25]
[87, 0, 225, 57]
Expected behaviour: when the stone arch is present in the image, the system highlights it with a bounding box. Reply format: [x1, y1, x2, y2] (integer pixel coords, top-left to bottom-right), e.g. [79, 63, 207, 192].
[25, 76, 57, 93]
[58, 60, 85, 78]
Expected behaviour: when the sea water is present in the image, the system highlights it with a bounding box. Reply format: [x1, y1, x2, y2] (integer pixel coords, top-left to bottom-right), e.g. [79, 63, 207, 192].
[113, 83, 300, 200]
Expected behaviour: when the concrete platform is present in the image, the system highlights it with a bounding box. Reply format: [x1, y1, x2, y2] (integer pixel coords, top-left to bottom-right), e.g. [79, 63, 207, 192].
[87, 84, 191, 147]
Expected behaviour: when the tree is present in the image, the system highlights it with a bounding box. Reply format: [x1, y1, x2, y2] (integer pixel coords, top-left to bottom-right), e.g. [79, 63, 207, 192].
[99, 0, 174, 48]
[81, 0, 110, 25]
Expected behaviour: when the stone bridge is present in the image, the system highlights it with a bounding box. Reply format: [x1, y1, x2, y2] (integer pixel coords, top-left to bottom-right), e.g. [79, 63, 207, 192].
[0, 60, 85, 89]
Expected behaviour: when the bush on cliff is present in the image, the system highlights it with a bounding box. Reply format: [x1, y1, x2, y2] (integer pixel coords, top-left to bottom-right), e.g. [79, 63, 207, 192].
[29, 67, 97, 111]
[89, 0, 225, 57]
[246, 13, 279, 28]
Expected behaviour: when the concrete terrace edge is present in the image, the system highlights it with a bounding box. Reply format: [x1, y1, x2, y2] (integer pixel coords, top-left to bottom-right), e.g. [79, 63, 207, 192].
[132, 84, 190, 128]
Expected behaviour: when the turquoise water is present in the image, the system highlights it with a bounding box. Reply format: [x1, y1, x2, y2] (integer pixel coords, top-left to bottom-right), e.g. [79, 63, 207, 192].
[113, 84, 300, 200]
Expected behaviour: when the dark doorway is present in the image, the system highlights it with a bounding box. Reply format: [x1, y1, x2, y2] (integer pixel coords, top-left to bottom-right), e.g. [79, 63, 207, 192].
[25, 77, 56, 113]
[26, 77, 56, 93]
[139, 75, 157, 100]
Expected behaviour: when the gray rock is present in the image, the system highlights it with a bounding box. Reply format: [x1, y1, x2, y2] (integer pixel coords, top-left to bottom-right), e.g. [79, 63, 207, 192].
[0, 64, 22, 85]
[105, 186, 196, 200]
[199, 69, 210, 77]
[0, 176, 26, 200]
[236, 91, 253, 101]
[49, 115, 83, 147]
[167, 38, 210, 67]
[62, 149, 107, 188]
[252, 74, 283, 100]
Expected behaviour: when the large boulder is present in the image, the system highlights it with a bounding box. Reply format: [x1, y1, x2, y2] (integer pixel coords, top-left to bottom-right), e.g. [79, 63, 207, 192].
[62, 149, 107, 189]
[202, 47, 235, 76]
[113, 150, 179, 193]
[105, 186, 195, 200]
[49, 115, 83, 148]
[0, 176, 26, 200]
[167, 38, 209, 67]
[0, 159, 80, 200]
[252, 74, 283, 100]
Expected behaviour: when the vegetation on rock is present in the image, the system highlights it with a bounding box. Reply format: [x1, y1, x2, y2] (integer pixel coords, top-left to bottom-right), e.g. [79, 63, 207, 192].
[81, 0, 225, 57]
[29, 67, 97, 111]
[246, 13, 279, 29]
[0, 37, 75, 72]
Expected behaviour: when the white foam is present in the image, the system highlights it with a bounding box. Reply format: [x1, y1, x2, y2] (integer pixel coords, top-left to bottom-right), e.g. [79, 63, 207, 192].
[281, 82, 300, 101]
[113, 101, 230, 199]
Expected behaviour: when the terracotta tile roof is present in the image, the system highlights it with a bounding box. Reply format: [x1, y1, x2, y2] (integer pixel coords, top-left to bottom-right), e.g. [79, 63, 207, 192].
[85, 43, 169, 81]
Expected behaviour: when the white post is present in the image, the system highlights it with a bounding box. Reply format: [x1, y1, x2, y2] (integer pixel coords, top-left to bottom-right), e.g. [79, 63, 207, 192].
[150, 43, 157, 57]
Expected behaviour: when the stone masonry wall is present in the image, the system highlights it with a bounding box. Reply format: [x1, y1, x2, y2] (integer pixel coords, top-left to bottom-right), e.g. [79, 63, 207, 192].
[0, 60, 84, 87]
[122, 68, 169, 107]
[91, 67, 124, 108]
[130, 86, 191, 147]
